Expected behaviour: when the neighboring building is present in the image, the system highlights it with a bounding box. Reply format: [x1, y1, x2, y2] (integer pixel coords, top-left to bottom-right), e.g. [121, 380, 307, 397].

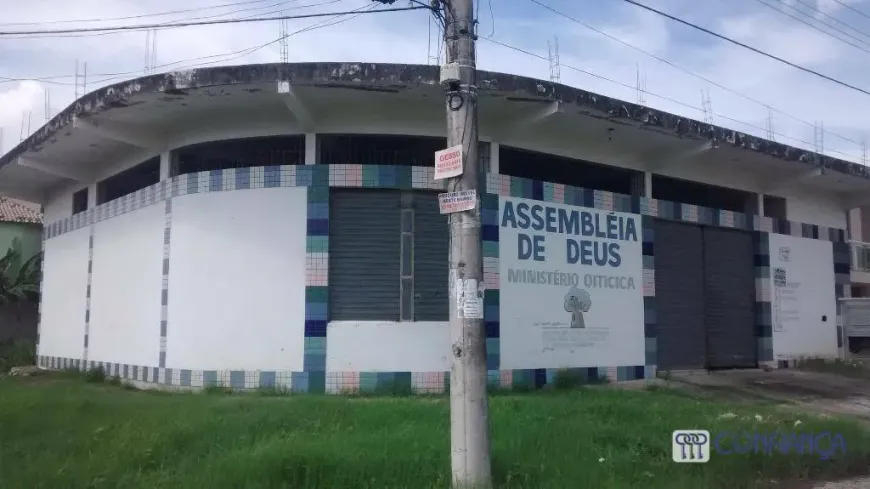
[0, 63, 867, 392]
[0, 197, 42, 261]
[0, 197, 42, 344]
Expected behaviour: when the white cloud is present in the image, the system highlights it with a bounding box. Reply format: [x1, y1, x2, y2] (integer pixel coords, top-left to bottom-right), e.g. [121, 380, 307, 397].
[1, 0, 870, 163]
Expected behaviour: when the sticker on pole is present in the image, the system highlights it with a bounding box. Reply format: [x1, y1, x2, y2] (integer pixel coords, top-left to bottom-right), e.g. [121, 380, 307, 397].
[438, 190, 477, 214]
[455, 278, 485, 319]
[434, 145, 463, 180]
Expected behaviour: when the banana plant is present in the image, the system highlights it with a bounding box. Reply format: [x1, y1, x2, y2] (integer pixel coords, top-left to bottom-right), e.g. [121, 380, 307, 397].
[0, 240, 41, 305]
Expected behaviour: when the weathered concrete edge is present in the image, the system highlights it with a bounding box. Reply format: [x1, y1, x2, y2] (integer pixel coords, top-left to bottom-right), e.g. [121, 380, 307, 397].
[2, 62, 866, 180]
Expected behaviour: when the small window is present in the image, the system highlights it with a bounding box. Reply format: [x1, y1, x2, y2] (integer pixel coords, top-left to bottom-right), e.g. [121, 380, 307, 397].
[72, 188, 88, 215]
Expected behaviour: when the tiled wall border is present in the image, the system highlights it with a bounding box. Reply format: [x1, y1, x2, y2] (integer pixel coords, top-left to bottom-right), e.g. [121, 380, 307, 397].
[83, 226, 94, 365]
[754, 232, 773, 365]
[159, 199, 171, 368]
[38, 166, 848, 391]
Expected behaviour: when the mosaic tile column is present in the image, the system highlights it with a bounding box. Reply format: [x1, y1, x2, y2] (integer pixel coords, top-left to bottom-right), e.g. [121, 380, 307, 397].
[481, 192, 501, 387]
[159, 197, 172, 368]
[302, 166, 329, 394]
[83, 225, 94, 369]
[753, 232, 774, 366]
[833, 240, 851, 352]
[642, 215, 657, 379]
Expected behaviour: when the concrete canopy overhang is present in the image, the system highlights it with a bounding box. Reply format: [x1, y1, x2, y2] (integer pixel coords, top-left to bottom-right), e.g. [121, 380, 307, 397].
[2, 62, 870, 208]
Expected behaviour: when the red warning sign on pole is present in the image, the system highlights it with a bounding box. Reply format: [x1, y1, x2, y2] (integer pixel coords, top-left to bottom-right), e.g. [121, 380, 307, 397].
[434, 145, 463, 180]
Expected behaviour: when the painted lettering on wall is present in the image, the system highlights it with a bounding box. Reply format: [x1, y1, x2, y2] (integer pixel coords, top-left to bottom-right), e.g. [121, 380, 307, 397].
[500, 200, 639, 266]
[497, 196, 646, 370]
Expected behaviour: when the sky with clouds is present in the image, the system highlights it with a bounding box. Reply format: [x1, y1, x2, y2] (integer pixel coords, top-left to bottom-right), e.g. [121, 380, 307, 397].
[1, 0, 870, 163]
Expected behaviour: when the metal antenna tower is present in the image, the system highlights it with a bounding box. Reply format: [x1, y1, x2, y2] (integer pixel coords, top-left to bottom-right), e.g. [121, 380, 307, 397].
[814, 121, 825, 160]
[44, 87, 51, 122]
[74, 60, 80, 99]
[547, 36, 561, 83]
[144, 29, 158, 74]
[700, 89, 713, 124]
[764, 107, 775, 141]
[1, 128, 4, 154]
[278, 19, 289, 64]
[635, 63, 647, 105]
[861, 138, 868, 166]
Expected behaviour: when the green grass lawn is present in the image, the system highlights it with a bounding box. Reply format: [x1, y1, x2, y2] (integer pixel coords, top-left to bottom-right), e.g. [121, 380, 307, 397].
[0, 375, 868, 489]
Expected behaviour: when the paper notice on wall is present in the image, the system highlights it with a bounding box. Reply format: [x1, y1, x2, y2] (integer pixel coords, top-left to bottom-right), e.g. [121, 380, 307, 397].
[434, 145, 463, 180]
[438, 190, 477, 214]
[455, 278, 484, 319]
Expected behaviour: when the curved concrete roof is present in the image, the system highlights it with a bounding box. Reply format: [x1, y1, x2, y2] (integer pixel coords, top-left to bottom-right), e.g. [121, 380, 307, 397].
[4, 62, 867, 178]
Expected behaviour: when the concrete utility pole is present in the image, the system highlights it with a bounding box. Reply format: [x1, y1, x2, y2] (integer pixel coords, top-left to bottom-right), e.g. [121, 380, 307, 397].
[442, 0, 492, 486]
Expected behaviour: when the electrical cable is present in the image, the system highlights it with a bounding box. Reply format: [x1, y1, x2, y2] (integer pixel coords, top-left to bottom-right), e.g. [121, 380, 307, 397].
[526, 0, 864, 149]
[787, 0, 870, 42]
[0, 0, 278, 27]
[751, 0, 870, 55]
[1, 2, 378, 88]
[2, 0, 346, 40]
[829, 0, 870, 22]
[87, 3, 380, 87]
[0, 5, 429, 36]
[481, 36, 858, 162]
[613, 0, 870, 97]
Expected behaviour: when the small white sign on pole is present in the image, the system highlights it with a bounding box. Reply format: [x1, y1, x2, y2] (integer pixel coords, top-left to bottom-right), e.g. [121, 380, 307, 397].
[438, 190, 477, 214]
[434, 145, 464, 180]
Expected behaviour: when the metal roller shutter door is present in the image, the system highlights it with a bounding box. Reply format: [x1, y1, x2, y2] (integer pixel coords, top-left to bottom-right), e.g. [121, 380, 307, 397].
[329, 190, 401, 321]
[413, 192, 449, 321]
[654, 220, 706, 370]
[703, 227, 757, 369]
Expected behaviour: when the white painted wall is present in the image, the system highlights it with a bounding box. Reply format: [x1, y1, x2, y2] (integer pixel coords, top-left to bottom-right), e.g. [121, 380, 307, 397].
[782, 187, 846, 230]
[498, 196, 646, 369]
[326, 321, 450, 372]
[38, 227, 90, 360]
[88, 204, 165, 366]
[166, 187, 307, 371]
[43, 185, 78, 225]
[768, 233, 839, 359]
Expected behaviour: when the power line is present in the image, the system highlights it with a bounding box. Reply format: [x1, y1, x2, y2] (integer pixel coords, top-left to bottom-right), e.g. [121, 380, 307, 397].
[526, 0, 864, 148]
[0, 0, 278, 26]
[752, 0, 870, 55]
[829, 0, 870, 22]
[0, 5, 429, 36]
[1, 0, 351, 40]
[1, 3, 376, 93]
[482, 36, 859, 161]
[788, 0, 870, 42]
[85, 3, 380, 88]
[614, 0, 870, 97]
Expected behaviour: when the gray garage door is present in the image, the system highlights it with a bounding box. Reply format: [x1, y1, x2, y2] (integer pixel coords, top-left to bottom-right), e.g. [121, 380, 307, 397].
[654, 219, 757, 370]
[329, 189, 448, 322]
[654, 220, 706, 370]
[329, 190, 401, 321]
[413, 193, 449, 321]
[703, 227, 757, 369]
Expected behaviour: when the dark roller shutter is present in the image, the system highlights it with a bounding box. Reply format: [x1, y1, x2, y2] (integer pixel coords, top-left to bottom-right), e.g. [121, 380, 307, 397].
[329, 190, 401, 321]
[413, 192, 449, 321]
[655, 220, 706, 370]
[703, 227, 757, 369]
